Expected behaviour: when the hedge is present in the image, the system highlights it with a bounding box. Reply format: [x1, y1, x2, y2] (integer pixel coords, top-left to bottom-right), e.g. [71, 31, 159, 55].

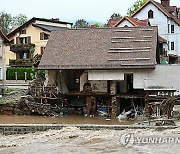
[6, 67, 38, 80]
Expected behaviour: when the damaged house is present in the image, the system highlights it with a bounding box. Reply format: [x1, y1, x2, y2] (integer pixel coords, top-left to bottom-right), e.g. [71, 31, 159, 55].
[38, 27, 180, 117]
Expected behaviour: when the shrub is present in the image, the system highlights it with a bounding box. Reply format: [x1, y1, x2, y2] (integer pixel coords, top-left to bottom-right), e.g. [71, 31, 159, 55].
[6, 67, 38, 80]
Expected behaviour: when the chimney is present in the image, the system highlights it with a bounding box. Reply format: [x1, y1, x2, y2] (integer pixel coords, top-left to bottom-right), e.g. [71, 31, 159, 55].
[161, 0, 170, 7]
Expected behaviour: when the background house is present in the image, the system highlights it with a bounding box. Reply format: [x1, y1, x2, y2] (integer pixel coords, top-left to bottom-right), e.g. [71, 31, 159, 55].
[114, 16, 167, 64]
[131, 0, 180, 64]
[0, 30, 9, 94]
[6, 17, 73, 67]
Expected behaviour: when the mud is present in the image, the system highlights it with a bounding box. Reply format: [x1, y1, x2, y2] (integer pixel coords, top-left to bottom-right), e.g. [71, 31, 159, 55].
[0, 126, 180, 154]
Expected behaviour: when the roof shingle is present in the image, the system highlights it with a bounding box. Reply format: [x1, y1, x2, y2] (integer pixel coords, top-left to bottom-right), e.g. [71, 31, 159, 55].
[39, 27, 158, 70]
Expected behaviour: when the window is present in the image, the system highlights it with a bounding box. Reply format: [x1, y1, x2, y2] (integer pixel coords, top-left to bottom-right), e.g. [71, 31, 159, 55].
[40, 32, 50, 40]
[171, 25, 174, 33]
[17, 36, 31, 44]
[19, 37, 27, 44]
[168, 24, 170, 33]
[171, 42, 175, 50]
[40, 47, 45, 54]
[19, 53, 30, 59]
[168, 41, 170, 50]
[148, 10, 153, 18]
[20, 29, 26, 34]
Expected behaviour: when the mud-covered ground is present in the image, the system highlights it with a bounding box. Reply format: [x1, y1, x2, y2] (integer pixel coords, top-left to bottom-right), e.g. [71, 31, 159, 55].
[0, 127, 180, 154]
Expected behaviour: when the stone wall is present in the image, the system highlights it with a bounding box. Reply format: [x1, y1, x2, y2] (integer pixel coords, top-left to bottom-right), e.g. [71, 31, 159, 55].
[0, 124, 178, 135]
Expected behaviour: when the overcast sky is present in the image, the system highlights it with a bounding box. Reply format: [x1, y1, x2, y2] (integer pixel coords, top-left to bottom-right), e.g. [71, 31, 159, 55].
[0, 0, 179, 24]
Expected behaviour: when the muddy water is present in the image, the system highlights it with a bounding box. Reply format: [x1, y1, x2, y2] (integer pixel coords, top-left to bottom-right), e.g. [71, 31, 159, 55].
[0, 127, 180, 154]
[0, 115, 137, 125]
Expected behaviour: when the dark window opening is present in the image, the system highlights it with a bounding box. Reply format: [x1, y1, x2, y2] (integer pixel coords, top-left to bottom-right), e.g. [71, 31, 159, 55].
[19, 37, 27, 44]
[171, 25, 174, 33]
[19, 53, 30, 59]
[171, 42, 175, 50]
[40, 32, 50, 40]
[20, 29, 26, 34]
[148, 10, 153, 18]
[40, 47, 46, 54]
[168, 24, 170, 33]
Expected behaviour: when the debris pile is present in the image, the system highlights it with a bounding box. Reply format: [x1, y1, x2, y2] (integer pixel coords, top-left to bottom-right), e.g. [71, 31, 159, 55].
[160, 95, 180, 118]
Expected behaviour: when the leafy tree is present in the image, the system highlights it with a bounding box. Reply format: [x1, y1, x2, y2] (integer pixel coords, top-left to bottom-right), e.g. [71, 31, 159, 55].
[74, 19, 90, 28]
[110, 13, 122, 19]
[12, 14, 28, 27]
[0, 12, 28, 34]
[127, 0, 148, 16]
[0, 12, 12, 34]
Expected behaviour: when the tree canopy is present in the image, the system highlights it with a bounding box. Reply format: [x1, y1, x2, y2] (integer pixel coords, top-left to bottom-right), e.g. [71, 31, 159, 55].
[0, 12, 12, 34]
[127, 0, 148, 16]
[0, 12, 28, 34]
[110, 13, 122, 19]
[74, 19, 90, 28]
[12, 14, 28, 27]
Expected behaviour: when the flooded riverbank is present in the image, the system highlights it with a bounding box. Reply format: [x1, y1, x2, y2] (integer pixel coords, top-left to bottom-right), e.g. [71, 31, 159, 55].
[0, 115, 138, 125]
[0, 126, 180, 154]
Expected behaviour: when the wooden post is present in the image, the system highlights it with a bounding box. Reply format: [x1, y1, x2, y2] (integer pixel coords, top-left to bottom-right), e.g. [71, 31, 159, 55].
[86, 96, 91, 116]
[110, 81, 118, 117]
[24, 72, 27, 81]
[15, 72, 18, 80]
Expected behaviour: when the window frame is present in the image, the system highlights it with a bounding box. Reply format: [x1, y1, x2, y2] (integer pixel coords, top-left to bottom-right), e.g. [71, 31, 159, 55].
[171, 25, 174, 33]
[171, 42, 175, 50]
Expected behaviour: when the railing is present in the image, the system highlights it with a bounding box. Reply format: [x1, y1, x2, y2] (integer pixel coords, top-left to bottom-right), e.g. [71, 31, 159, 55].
[9, 59, 33, 67]
[10, 43, 35, 52]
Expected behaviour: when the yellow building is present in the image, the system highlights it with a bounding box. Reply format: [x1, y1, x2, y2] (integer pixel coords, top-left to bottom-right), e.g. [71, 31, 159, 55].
[6, 17, 72, 67]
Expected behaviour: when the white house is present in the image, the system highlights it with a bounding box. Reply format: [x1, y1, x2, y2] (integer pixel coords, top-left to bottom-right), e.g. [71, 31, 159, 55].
[131, 0, 180, 64]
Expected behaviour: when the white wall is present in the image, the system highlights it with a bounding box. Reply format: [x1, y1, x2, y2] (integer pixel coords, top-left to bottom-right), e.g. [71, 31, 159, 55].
[133, 3, 180, 56]
[134, 3, 167, 36]
[117, 20, 134, 27]
[88, 70, 124, 80]
[88, 65, 180, 94]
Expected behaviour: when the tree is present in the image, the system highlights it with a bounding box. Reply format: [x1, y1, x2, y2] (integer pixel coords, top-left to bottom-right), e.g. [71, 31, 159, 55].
[127, 0, 148, 16]
[12, 14, 28, 27]
[74, 19, 90, 28]
[0, 12, 12, 34]
[0, 12, 28, 34]
[110, 13, 122, 19]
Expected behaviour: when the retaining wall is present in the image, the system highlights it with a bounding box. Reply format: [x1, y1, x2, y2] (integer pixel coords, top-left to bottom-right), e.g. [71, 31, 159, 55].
[0, 124, 179, 135]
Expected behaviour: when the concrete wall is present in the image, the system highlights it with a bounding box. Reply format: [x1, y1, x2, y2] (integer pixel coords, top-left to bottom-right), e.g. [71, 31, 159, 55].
[80, 71, 88, 91]
[90, 80, 107, 93]
[88, 65, 180, 94]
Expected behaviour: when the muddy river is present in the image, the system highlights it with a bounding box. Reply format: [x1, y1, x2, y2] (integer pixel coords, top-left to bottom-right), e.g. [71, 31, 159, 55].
[0, 115, 137, 125]
[0, 115, 180, 154]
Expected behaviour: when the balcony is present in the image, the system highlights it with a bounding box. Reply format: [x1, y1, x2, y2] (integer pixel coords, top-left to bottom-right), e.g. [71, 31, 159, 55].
[9, 59, 33, 67]
[10, 43, 35, 52]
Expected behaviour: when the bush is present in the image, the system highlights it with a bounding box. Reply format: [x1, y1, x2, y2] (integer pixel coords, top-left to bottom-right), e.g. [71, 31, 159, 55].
[6, 67, 38, 80]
